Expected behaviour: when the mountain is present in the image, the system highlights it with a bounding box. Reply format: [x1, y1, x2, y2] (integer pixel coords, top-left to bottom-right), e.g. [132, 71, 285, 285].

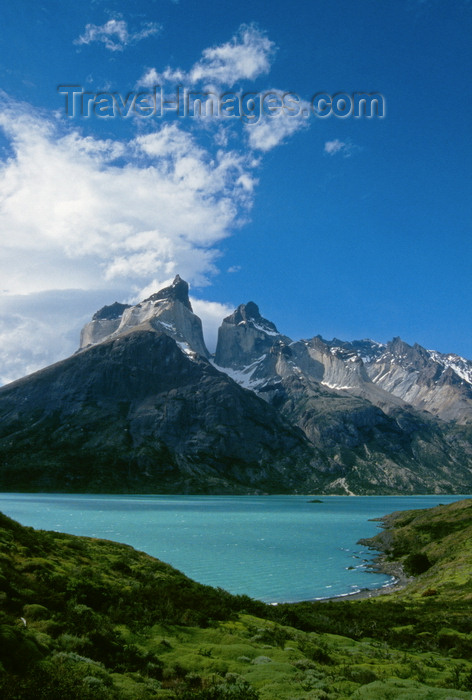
[303, 336, 472, 424]
[214, 310, 472, 424]
[0, 284, 322, 494]
[0, 277, 471, 494]
[352, 337, 472, 424]
[214, 300, 287, 369]
[80, 275, 210, 358]
[213, 303, 472, 494]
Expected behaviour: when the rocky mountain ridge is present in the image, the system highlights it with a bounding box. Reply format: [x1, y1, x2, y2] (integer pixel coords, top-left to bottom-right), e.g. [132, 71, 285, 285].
[213, 303, 472, 426]
[321, 337, 472, 424]
[0, 276, 471, 494]
[80, 275, 209, 358]
[0, 329, 321, 493]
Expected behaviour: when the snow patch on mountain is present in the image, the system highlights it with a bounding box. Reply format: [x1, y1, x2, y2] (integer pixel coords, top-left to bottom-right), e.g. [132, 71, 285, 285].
[321, 381, 357, 391]
[251, 322, 279, 337]
[211, 355, 269, 389]
[428, 350, 472, 386]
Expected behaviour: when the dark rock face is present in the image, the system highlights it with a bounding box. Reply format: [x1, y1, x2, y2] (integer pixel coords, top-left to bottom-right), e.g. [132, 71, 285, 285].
[225, 301, 277, 331]
[263, 373, 472, 495]
[0, 331, 321, 493]
[2, 276, 472, 495]
[144, 274, 192, 310]
[92, 302, 131, 322]
[214, 302, 284, 369]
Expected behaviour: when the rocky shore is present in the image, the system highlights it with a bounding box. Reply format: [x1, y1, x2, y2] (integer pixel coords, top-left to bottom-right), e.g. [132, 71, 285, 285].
[322, 516, 414, 602]
[323, 557, 413, 602]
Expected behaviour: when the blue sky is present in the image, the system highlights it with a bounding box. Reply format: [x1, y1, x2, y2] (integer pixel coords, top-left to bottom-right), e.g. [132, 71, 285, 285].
[0, 0, 470, 383]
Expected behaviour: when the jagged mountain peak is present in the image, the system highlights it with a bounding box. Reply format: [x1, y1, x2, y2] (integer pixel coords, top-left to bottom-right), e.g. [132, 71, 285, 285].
[3, 277, 472, 495]
[389, 336, 423, 353]
[79, 275, 209, 358]
[382, 338, 433, 371]
[143, 274, 192, 311]
[224, 301, 279, 335]
[92, 301, 131, 322]
[215, 302, 283, 369]
[428, 350, 472, 386]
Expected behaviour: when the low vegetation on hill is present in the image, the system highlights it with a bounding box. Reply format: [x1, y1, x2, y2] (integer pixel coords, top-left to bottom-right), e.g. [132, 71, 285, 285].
[1, 500, 472, 699]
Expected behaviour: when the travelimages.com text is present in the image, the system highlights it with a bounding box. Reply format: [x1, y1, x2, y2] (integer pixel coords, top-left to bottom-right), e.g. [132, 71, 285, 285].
[58, 85, 386, 123]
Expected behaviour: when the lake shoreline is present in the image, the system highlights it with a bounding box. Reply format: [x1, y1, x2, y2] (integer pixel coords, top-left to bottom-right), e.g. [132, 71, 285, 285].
[273, 554, 411, 605]
[0, 493, 459, 604]
[318, 556, 412, 602]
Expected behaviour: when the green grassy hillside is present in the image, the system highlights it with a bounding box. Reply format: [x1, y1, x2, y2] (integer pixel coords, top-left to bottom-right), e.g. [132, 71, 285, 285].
[1, 502, 472, 699]
[360, 498, 472, 599]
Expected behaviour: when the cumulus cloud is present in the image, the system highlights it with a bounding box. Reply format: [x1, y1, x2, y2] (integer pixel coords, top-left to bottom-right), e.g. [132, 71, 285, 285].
[246, 111, 307, 152]
[74, 18, 161, 52]
[0, 312, 70, 385]
[138, 67, 161, 88]
[137, 24, 275, 88]
[189, 24, 275, 86]
[190, 298, 234, 352]
[0, 22, 309, 383]
[245, 93, 311, 152]
[0, 93, 259, 382]
[0, 100, 255, 296]
[0, 288, 115, 385]
[324, 139, 358, 157]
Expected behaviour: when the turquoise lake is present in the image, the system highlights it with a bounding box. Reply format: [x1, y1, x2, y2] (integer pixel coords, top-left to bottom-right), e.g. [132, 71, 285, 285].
[0, 493, 468, 603]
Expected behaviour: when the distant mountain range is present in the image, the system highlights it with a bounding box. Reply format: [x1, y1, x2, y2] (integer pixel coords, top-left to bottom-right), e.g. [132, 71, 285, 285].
[1, 275, 471, 494]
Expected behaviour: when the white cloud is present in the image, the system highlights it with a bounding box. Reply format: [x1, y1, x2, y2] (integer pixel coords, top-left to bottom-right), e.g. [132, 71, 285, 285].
[136, 66, 186, 88]
[74, 19, 161, 52]
[324, 139, 344, 155]
[190, 298, 234, 352]
[246, 94, 311, 152]
[0, 94, 258, 382]
[189, 24, 275, 86]
[0, 102, 255, 296]
[0, 288, 118, 385]
[135, 30, 308, 154]
[324, 139, 358, 157]
[0, 22, 308, 383]
[138, 67, 161, 88]
[0, 312, 72, 385]
[137, 24, 275, 88]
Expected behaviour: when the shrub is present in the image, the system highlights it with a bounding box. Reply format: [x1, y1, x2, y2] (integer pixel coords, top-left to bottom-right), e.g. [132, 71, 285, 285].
[404, 552, 432, 576]
[23, 603, 50, 620]
[0, 625, 45, 673]
[298, 638, 333, 665]
[57, 633, 89, 652]
[174, 673, 260, 699]
[251, 655, 272, 664]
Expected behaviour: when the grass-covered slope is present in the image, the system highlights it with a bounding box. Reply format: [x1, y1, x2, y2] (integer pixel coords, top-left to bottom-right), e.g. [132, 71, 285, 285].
[360, 497, 472, 599]
[1, 503, 472, 699]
